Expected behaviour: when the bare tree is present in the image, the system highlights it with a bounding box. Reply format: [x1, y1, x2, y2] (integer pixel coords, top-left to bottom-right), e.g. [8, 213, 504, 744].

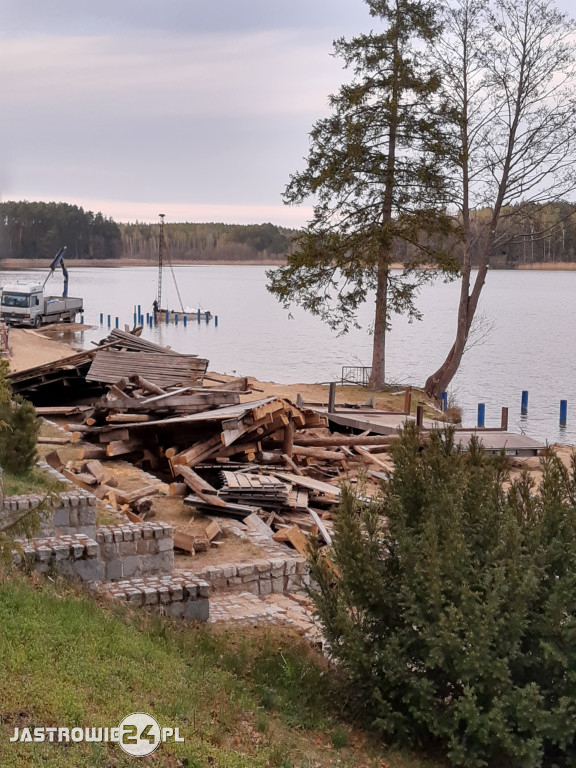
[424, 0, 576, 399]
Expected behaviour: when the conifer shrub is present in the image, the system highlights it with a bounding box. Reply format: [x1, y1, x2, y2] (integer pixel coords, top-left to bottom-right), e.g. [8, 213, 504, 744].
[309, 424, 576, 768]
[0, 360, 39, 475]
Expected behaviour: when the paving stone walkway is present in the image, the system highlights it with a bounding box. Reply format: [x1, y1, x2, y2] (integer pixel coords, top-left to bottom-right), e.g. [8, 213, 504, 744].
[208, 590, 324, 647]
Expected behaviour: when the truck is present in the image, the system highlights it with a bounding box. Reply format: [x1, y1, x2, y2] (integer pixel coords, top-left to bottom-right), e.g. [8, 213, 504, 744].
[0, 247, 84, 328]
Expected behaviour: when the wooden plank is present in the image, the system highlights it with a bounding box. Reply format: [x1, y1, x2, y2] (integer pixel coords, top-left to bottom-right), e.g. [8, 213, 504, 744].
[37, 435, 71, 445]
[272, 472, 340, 498]
[307, 507, 332, 546]
[171, 433, 224, 468]
[244, 512, 274, 538]
[83, 460, 105, 483]
[106, 413, 153, 423]
[106, 439, 143, 457]
[285, 525, 309, 556]
[173, 531, 196, 554]
[44, 450, 64, 471]
[292, 445, 345, 461]
[353, 445, 394, 471]
[205, 520, 223, 542]
[113, 485, 160, 504]
[175, 466, 226, 508]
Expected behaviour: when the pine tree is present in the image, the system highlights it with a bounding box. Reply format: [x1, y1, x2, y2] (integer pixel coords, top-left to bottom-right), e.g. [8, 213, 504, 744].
[267, 0, 458, 389]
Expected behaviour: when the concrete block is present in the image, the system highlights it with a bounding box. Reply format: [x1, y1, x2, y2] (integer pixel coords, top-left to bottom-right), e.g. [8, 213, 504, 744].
[75, 559, 105, 583]
[53, 507, 70, 528]
[198, 582, 210, 598]
[295, 557, 308, 574]
[113, 530, 123, 543]
[183, 598, 209, 622]
[105, 560, 124, 581]
[158, 586, 171, 604]
[158, 551, 174, 573]
[271, 577, 285, 594]
[143, 587, 159, 606]
[122, 556, 142, 578]
[254, 559, 271, 573]
[71, 543, 85, 560]
[166, 601, 184, 618]
[284, 560, 297, 575]
[84, 541, 98, 558]
[259, 579, 272, 596]
[119, 541, 137, 556]
[70, 495, 79, 508]
[170, 585, 183, 601]
[240, 572, 258, 583]
[68, 508, 79, 527]
[99, 542, 117, 561]
[220, 564, 237, 579]
[157, 537, 174, 552]
[237, 563, 255, 577]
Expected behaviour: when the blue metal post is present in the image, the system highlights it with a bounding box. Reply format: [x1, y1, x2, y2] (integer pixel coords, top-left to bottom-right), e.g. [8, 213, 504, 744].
[477, 403, 485, 428]
[107, 314, 111, 327]
[165, 310, 169, 323]
[115, 317, 119, 329]
[133, 312, 137, 326]
[99, 312, 103, 324]
[440, 391, 448, 412]
[175, 313, 178, 324]
[197, 309, 201, 323]
[560, 400, 568, 426]
[205, 312, 209, 324]
[215, 315, 218, 327]
[521, 390, 529, 414]
[183, 315, 187, 327]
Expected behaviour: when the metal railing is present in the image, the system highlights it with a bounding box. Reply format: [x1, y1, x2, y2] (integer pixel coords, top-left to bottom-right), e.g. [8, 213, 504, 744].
[341, 366, 372, 386]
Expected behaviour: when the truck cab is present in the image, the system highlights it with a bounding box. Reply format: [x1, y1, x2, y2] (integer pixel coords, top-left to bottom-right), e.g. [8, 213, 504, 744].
[1, 284, 44, 327]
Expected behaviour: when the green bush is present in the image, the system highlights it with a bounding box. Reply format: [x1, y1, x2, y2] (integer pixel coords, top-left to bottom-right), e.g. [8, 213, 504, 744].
[309, 424, 576, 768]
[0, 360, 39, 476]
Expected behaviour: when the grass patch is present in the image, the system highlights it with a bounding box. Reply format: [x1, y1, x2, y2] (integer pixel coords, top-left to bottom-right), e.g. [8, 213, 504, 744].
[0, 575, 442, 768]
[2, 466, 64, 496]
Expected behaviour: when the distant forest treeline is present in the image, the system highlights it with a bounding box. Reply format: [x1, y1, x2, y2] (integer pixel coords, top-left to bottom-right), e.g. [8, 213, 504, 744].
[3, 199, 576, 265]
[0, 201, 298, 262]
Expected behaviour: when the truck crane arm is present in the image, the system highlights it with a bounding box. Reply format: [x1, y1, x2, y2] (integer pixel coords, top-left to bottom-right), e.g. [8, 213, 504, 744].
[42, 246, 69, 297]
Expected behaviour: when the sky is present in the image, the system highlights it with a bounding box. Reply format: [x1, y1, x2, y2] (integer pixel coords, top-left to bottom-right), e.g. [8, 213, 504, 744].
[1, 0, 574, 228]
[0, 0, 373, 226]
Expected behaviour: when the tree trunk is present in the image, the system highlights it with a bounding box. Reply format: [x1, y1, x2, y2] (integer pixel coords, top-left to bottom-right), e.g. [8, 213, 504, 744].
[424, 260, 489, 399]
[369, 258, 389, 389]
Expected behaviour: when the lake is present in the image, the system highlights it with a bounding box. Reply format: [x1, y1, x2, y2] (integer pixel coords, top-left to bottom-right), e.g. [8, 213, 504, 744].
[1, 264, 573, 445]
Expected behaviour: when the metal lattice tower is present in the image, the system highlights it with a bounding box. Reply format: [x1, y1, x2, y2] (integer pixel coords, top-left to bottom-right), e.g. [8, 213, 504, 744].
[157, 213, 165, 307]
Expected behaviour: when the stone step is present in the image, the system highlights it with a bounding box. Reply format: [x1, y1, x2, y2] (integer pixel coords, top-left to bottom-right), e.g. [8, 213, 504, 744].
[97, 571, 210, 621]
[95, 522, 174, 581]
[13, 533, 104, 583]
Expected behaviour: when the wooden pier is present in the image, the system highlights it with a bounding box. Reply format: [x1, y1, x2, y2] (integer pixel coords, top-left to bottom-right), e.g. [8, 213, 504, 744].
[313, 407, 546, 456]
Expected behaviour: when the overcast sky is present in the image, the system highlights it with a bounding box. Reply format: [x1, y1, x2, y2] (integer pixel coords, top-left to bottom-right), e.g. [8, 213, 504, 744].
[1, 0, 574, 227]
[0, 0, 374, 226]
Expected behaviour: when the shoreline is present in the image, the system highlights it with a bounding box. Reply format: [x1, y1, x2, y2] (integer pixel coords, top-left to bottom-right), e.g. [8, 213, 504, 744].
[2, 257, 576, 271]
[0, 257, 288, 270]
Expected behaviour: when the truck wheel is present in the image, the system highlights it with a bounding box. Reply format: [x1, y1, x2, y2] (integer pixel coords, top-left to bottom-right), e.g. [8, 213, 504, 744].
[34, 315, 42, 328]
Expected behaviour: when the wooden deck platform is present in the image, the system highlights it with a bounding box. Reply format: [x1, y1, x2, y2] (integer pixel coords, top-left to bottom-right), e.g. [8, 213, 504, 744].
[313, 407, 546, 456]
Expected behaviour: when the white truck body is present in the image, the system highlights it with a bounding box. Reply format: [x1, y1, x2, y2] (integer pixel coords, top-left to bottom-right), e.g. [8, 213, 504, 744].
[0, 283, 83, 327]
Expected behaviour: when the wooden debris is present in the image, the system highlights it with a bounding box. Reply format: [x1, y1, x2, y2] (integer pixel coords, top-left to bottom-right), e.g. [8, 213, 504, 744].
[205, 520, 223, 542]
[173, 531, 196, 554]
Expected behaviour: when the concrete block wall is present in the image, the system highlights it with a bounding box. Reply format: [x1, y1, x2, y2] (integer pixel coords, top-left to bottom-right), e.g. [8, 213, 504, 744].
[98, 572, 210, 621]
[193, 556, 311, 596]
[13, 533, 105, 583]
[96, 522, 174, 581]
[1, 461, 97, 540]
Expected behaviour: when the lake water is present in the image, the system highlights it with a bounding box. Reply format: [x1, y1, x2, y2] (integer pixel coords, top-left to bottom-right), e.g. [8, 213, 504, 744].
[1, 264, 574, 445]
